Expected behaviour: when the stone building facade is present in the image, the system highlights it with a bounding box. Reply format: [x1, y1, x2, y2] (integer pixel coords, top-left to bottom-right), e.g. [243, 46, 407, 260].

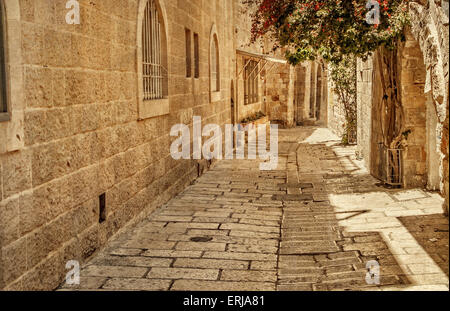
[356, 1, 449, 213]
[327, 73, 347, 139]
[233, 3, 327, 128]
[0, 0, 327, 290]
[0, 0, 241, 290]
[1, 0, 447, 291]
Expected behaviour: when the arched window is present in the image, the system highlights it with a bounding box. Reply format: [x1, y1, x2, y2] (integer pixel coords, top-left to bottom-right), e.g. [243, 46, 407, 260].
[210, 34, 220, 92]
[0, 1, 9, 121]
[142, 0, 166, 100]
[137, 0, 169, 119]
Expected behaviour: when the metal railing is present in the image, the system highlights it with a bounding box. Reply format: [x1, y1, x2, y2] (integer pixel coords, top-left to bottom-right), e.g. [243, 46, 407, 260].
[378, 143, 403, 187]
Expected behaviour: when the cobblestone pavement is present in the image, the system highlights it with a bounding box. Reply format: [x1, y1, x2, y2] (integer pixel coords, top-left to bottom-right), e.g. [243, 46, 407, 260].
[61, 127, 449, 291]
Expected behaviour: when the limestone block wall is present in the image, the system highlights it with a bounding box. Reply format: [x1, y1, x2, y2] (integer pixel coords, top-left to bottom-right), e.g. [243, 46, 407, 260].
[356, 1, 449, 213]
[234, 0, 264, 123]
[233, 0, 297, 127]
[316, 64, 328, 126]
[408, 0, 449, 213]
[233, 0, 291, 125]
[0, 0, 235, 290]
[293, 61, 327, 127]
[293, 63, 310, 125]
[265, 62, 295, 127]
[399, 30, 428, 188]
[235, 53, 265, 122]
[327, 76, 346, 139]
[356, 56, 374, 167]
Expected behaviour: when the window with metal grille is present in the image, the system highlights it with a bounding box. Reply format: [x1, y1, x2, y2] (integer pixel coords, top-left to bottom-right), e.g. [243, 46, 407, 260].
[185, 28, 191, 78]
[194, 33, 199, 79]
[142, 0, 166, 101]
[210, 35, 220, 92]
[244, 59, 259, 105]
[0, 1, 8, 120]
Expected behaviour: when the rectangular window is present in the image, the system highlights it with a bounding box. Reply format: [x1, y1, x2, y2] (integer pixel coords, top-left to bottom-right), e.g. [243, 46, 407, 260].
[194, 33, 199, 78]
[185, 28, 191, 78]
[99, 193, 106, 223]
[0, 2, 9, 120]
[244, 59, 259, 105]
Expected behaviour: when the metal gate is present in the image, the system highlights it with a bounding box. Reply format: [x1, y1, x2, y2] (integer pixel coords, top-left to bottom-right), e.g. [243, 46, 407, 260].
[378, 144, 403, 187]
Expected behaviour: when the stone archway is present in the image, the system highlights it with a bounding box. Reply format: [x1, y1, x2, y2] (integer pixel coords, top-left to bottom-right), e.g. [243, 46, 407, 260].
[408, 1, 449, 212]
[369, 2, 449, 210]
[398, 29, 433, 188]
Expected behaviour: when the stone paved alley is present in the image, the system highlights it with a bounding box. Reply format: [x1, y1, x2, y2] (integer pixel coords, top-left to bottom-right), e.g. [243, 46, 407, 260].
[62, 127, 449, 291]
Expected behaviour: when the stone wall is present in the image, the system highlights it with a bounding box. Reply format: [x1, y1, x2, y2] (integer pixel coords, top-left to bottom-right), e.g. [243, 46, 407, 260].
[399, 30, 429, 188]
[356, 55, 374, 166]
[409, 1, 448, 211]
[0, 0, 235, 290]
[408, 0, 449, 213]
[294, 63, 310, 125]
[234, 0, 265, 122]
[357, 1, 449, 213]
[359, 29, 436, 186]
[265, 62, 295, 127]
[233, 1, 295, 127]
[235, 52, 265, 122]
[317, 65, 328, 126]
[293, 61, 326, 127]
[232, 0, 316, 129]
[327, 72, 346, 139]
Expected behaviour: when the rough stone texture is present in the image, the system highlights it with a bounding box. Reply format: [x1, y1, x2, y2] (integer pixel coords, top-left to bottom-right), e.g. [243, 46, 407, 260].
[294, 63, 310, 125]
[60, 127, 448, 291]
[0, 0, 240, 290]
[0, 0, 448, 291]
[265, 62, 294, 127]
[399, 30, 429, 188]
[356, 55, 374, 167]
[327, 65, 347, 140]
[294, 61, 328, 127]
[233, 1, 318, 129]
[357, 0, 449, 213]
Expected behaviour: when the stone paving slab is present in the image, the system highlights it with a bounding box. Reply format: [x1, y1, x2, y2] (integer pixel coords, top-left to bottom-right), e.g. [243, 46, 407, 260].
[60, 127, 448, 291]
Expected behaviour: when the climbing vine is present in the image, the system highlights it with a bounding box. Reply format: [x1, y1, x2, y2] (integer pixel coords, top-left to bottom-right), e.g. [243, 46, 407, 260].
[243, 0, 411, 181]
[329, 56, 357, 145]
[243, 0, 410, 64]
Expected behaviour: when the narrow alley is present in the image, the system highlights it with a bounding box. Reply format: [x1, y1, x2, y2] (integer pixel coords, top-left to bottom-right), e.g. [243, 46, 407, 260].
[61, 127, 449, 291]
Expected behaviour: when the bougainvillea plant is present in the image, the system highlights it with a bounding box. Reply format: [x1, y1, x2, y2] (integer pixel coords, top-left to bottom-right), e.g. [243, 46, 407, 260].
[244, 0, 410, 65]
[243, 0, 411, 182]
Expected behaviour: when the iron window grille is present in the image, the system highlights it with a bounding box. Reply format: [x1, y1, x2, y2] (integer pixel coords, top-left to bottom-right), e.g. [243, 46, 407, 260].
[142, 0, 167, 101]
